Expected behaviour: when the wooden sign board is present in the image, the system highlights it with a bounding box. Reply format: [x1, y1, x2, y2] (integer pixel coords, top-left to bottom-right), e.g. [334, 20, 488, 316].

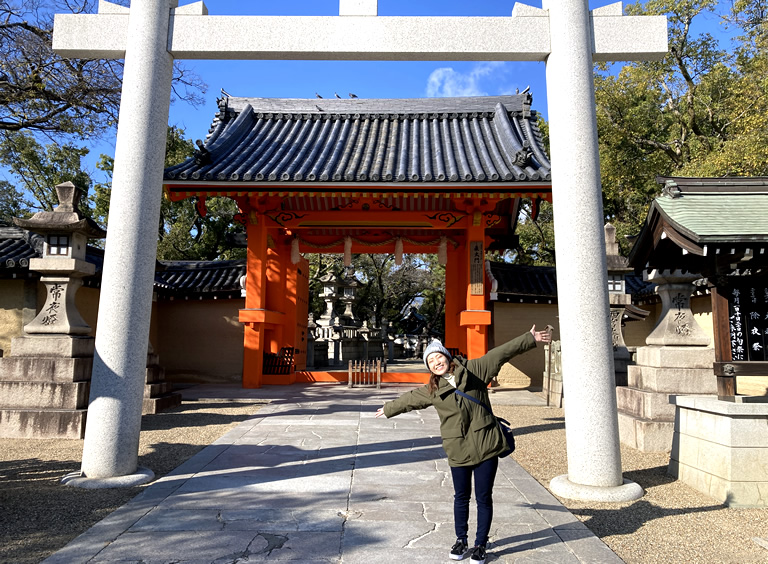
[470, 241, 484, 296]
[727, 284, 768, 362]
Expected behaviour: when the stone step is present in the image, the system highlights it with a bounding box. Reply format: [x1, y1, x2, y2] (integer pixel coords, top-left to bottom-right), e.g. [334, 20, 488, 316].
[8, 335, 94, 358]
[144, 382, 174, 398]
[0, 357, 92, 383]
[617, 410, 673, 453]
[627, 364, 717, 394]
[0, 381, 90, 410]
[145, 365, 165, 384]
[616, 386, 677, 421]
[0, 408, 87, 439]
[142, 392, 182, 415]
[636, 345, 715, 369]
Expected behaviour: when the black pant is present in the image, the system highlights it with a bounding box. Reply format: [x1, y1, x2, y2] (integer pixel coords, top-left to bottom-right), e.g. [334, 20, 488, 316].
[450, 456, 499, 547]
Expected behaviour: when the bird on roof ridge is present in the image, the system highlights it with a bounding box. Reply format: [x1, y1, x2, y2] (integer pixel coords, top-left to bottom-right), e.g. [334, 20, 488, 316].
[315, 105, 323, 111]
[334, 92, 342, 99]
[349, 92, 358, 98]
[315, 92, 323, 99]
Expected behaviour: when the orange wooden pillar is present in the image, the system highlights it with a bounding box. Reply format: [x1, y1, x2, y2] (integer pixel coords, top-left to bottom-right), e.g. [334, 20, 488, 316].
[261, 238, 298, 385]
[240, 212, 268, 388]
[444, 242, 463, 353]
[458, 212, 491, 359]
[293, 256, 310, 371]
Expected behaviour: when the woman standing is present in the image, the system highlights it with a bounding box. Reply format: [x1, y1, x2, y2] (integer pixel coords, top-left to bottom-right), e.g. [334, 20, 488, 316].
[375, 326, 551, 564]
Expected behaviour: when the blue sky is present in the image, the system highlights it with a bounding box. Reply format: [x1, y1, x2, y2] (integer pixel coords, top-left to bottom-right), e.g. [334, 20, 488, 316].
[90, 0, 605, 166]
[10, 1, 735, 189]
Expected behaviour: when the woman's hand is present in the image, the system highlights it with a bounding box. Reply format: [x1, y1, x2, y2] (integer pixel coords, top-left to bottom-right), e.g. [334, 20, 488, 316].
[375, 407, 385, 418]
[530, 324, 552, 344]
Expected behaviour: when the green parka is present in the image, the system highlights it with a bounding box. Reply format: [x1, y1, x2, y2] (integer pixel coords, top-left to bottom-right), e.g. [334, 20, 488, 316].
[382, 332, 537, 467]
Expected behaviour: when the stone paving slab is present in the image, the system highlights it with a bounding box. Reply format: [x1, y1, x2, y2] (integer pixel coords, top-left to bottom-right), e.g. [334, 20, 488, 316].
[43, 384, 623, 564]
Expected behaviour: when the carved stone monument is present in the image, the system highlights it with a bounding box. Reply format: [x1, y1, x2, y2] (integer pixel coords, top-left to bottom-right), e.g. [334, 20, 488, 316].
[617, 269, 716, 452]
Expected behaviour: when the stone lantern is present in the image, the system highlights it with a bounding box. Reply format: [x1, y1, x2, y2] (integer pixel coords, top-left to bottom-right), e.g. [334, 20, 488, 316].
[14, 182, 106, 335]
[0, 182, 106, 439]
[605, 223, 633, 385]
[337, 272, 360, 325]
[317, 272, 339, 327]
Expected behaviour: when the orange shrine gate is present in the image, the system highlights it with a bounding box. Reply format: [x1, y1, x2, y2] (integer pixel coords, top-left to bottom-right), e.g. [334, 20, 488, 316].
[164, 94, 552, 387]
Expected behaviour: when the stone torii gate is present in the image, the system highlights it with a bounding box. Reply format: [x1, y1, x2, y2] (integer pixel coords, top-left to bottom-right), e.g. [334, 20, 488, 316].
[52, 0, 667, 500]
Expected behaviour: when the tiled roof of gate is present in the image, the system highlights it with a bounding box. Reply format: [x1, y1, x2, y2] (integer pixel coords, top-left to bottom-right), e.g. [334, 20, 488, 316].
[164, 94, 551, 184]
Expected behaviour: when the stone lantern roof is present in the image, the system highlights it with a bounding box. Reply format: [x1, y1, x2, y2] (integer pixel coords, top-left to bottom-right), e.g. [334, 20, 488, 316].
[13, 182, 106, 239]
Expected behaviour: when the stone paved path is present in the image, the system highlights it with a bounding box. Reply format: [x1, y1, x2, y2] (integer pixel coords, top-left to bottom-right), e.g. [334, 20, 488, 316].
[44, 384, 623, 563]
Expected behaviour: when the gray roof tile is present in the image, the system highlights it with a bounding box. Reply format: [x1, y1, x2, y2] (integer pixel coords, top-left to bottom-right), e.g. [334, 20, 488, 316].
[165, 94, 551, 185]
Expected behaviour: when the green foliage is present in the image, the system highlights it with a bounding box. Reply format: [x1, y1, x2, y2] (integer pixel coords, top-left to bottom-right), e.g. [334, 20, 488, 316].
[155, 127, 245, 261]
[0, 0, 205, 138]
[307, 253, 446, 335]
[512, 200, 556, 266]
[0, 179, 32, 223]
[0, 130, 92, 212]
[593, 0, 768, 254]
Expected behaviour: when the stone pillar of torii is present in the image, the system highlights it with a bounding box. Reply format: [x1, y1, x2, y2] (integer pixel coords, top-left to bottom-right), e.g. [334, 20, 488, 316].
[53, 0, 666, 499]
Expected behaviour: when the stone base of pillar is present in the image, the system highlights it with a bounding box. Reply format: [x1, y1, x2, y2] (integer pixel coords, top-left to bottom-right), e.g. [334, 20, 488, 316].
[670, 395, 768, 507]
[550, 475, 644, 502]
[0, 409, 88, 439]
[0, 336, 180, 438]
[142, 351, 181, 414]
[0, 335, 94, 439]
[617, 345, 716, 452]
[61, 466, 154, 489]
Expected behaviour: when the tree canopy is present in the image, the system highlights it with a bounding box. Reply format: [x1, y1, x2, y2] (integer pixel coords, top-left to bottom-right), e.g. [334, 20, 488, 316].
[0, 0, 204, 137]
[307, 253, 446, 335]
[597, 0, 768, 253]
[513, 0, 767, 261]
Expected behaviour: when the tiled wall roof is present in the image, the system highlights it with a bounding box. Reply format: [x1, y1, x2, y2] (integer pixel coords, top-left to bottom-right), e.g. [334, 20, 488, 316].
[488, 261, 657, 303]
[165, 94, 551, 185]
[488, 262, 557, 299]
[0, 227, 243, 298]
[0, 227, 40, 270]
[154, 260, 245, 297]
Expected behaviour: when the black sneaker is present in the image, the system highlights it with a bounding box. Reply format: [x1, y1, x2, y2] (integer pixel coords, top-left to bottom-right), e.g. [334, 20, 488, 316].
[449, 538, 469, 560]
[470, 545, 487, 564]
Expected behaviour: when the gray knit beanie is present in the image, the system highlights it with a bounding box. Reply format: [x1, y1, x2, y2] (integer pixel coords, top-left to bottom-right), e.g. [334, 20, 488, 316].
[423, 340, 452, 370]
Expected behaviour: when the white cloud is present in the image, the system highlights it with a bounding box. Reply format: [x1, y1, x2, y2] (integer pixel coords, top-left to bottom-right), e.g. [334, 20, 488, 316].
[425, 62, 506, 97]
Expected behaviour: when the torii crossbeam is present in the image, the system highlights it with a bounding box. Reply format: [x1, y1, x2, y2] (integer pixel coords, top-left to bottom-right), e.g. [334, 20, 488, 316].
[52, 0, 667, 502]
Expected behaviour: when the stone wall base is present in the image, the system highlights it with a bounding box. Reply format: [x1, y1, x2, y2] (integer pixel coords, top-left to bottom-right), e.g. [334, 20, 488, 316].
[617, 411, 673, 452]
[0, 408, 87, 439]
[0, 336, 180, 438]
[617, 345, 716, 453]
[670, 395, 768, 507]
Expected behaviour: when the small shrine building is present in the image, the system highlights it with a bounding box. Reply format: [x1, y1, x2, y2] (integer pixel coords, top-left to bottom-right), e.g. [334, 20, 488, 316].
[628, 176, 768, 398]
[163, 94, 553, 387]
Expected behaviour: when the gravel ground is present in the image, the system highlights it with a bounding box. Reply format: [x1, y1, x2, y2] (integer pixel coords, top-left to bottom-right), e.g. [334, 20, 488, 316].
[2, 397, 768, 563]
[0, 399, 268, 564]
[494, 404, 768, 564]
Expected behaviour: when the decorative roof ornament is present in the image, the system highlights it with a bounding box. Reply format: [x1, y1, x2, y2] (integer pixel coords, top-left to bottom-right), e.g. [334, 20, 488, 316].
[661, 179, 682, 198]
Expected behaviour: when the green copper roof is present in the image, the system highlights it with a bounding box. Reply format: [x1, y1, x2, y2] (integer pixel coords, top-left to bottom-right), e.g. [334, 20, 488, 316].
[653, 185, 768, 242]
